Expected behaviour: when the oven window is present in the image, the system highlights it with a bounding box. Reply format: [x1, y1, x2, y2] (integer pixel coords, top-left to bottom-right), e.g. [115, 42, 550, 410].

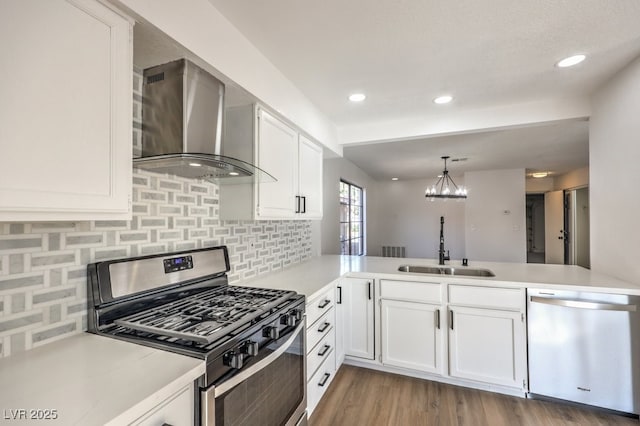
[215, 330, 304, 425]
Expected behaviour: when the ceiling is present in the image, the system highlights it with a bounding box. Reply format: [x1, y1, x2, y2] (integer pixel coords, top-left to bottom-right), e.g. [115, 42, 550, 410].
[197, 1, 640, 178]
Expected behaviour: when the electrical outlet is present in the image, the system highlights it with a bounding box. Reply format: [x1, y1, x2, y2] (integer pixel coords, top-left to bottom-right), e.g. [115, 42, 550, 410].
[245, 235, 256, 248]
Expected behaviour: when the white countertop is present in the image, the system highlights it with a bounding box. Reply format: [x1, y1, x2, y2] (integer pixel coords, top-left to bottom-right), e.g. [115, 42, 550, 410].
[239, 255, 640, 298]
[2, 255, 637, 426]
[0, 333, 204, 425]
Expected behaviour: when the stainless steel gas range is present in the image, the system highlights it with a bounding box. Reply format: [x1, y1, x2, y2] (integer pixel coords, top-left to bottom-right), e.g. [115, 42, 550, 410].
[87, 246, 307, 426]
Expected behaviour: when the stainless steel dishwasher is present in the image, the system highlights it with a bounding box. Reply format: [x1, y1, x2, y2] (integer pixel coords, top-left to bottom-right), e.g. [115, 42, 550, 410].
[527, 288, 640, 415]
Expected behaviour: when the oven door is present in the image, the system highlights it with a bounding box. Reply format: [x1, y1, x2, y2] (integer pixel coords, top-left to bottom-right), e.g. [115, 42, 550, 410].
[202, 320, 307, 426]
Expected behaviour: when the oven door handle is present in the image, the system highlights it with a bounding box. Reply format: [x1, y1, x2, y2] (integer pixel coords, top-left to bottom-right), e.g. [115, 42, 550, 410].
[213, 320, 305, 398]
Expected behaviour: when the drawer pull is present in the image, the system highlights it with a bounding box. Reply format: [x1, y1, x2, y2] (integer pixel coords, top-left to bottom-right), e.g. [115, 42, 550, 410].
[318, 299, 331, 309]
[318, 322, 330, 333]
[318, 344, 331, 357]
[318, 372, 331, 387]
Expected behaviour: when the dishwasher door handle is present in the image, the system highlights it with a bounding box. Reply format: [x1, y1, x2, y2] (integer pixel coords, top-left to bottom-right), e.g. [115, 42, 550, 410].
[530, 296, 637, 312]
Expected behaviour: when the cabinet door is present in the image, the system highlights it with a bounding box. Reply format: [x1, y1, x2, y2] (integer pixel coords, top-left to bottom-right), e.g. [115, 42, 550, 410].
[0, 0, 132, 221]
[342, 278, 374, 360]
[334, 283, 345, 367]
[298, 135, 323, 219]
[448, 306, 525, 388]
[381, 300, 442, 374]
[256, 109, 298, 219]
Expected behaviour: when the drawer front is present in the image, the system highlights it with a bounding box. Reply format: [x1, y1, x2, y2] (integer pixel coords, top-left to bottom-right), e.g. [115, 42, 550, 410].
[307, 307, 334, 351]
[307, 328, 335, 381]
[307, 349, 336, 416]
[449, 285, 521, 310]
[381, 279, 441, 303]
[307, 288, 335, 328]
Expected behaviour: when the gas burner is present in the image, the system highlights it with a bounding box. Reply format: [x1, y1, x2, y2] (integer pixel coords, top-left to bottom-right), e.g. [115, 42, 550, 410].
[113, 285, 296, 344]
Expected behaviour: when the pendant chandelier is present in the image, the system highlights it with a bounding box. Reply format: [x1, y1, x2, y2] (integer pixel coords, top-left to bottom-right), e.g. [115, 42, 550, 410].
[425, 156, 467, 200]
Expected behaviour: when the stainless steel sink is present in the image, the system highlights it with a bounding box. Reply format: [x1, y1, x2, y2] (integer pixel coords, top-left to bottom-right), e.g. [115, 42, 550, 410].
[398, 265, 495, 277]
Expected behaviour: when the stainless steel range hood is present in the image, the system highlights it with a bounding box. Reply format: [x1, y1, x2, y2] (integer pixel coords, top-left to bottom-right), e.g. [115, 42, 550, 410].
[133, 59, 275, 184]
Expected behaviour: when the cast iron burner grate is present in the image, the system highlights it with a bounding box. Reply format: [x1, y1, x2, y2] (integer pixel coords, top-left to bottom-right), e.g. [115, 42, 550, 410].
[114, 286, 295, 344]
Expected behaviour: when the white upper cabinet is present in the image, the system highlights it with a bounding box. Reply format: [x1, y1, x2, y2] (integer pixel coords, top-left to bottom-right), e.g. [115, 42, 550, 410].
[0, 0, 133, 221]
[256, 109, 298, 219]
[220, 105, 324, 220]
[297, 134, 323, 219]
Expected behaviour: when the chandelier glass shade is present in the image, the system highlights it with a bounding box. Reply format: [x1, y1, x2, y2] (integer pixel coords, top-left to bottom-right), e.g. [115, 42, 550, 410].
[425, 156, 467, 200]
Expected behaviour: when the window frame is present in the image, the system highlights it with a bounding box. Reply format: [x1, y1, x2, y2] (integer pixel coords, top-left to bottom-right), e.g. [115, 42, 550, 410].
[339, 179, 365, 256]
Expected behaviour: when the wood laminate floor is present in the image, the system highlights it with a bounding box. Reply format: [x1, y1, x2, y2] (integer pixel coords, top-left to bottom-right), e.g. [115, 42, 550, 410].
[309, 366, 639, 426]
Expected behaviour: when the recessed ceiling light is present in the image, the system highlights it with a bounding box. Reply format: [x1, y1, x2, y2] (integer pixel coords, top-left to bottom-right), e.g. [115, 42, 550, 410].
[349, 93, 366, 102]
[229, 172, 239, 176]
[391, 177, 399, 181]
[532, 172, 548, 178]
[189, 162, 202, 167]
[556, 54, 586, 68]
[433, 95, 453, 104]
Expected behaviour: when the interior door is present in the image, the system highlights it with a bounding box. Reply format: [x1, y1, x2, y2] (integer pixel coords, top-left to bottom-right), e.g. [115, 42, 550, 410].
[544, 190, 564, 264]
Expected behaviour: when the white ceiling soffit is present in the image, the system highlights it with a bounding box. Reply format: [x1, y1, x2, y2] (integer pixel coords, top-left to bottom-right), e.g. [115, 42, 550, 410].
[207, 0, 640, 144]
[342, 119, 589, 181]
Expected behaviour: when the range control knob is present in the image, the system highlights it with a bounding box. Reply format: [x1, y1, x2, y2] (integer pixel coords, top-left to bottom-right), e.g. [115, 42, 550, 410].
[241, 340, 259, 357]
[223, 351, 244, 369]
[280, 313, 297, 327]
[291, 309, 303, 322]
[262, 325, 280, 340]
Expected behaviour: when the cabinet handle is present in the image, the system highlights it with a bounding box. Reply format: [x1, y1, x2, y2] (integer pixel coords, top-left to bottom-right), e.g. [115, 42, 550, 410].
[295, 195, 300, 213]
[337, 286, 342, 304]
[318, 299, 331, 309]
[301, 196, 306, 213]
[318, 344, 331, 356]
[318, 373, 331, 387]
[318, 322, 331, 333]
[435, 309, 440, 329]
[450, 310, 454, 330]
[368, 281, 372, 300]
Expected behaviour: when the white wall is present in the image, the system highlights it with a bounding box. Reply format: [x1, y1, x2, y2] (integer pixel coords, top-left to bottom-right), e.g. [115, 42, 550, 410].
[526, 176, 554, 193]
[375, 179, 465, 259]
[590, 56, 640, 283]
[465, 169, 526, 262]
[554, 167, 589, 191]
[321, 158, 378, 255]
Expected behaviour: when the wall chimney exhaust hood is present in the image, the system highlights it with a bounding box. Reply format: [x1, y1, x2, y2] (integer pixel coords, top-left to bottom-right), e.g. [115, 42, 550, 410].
[133, 59, 275, 184]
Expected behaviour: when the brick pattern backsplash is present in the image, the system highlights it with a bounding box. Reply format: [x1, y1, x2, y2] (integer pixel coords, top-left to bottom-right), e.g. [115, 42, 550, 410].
[0, 68, 313, 357]
[0, 171, 313, 357]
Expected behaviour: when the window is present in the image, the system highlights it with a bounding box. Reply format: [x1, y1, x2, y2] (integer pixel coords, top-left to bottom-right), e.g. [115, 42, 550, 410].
[340, 180, 364, 255]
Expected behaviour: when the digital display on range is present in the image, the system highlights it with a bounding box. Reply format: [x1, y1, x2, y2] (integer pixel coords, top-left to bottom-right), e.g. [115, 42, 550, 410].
[163, 255, 193, 273]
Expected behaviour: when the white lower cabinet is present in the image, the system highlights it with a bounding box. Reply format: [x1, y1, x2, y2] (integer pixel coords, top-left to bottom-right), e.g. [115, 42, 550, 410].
[306, 285, 337, 416]
[381, 299, 442, 374]
[310, 277, 528, 414]
[341, 277, 375, 360]
[377, 279, 526, 392]
[448, 306, 526, 388]
[447, 284, 527, 390]
[380, 279, 443, 374]
[131, 383, 193, 426]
